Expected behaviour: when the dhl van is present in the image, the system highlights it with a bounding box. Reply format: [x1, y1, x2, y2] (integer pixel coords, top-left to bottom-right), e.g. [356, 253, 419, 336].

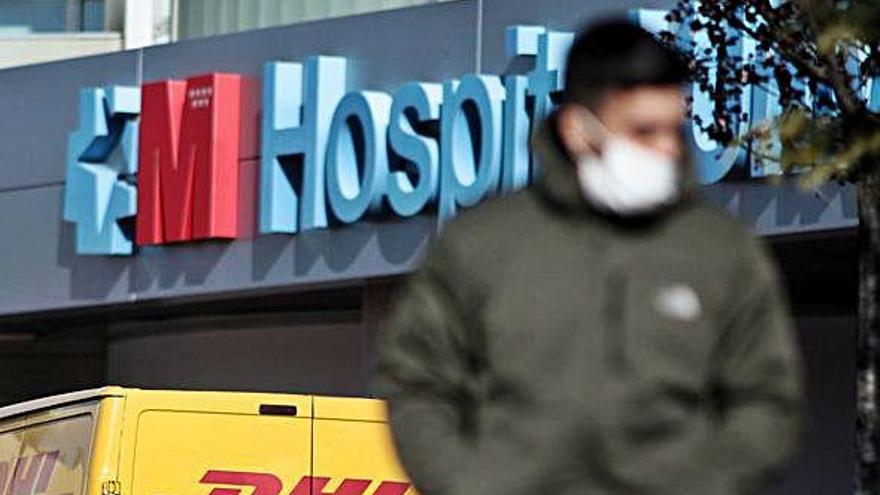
[0, 387, 414, 495]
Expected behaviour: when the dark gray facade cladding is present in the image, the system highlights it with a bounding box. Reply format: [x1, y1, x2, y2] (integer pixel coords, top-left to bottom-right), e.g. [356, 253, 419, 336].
[0, 0, 855, 316]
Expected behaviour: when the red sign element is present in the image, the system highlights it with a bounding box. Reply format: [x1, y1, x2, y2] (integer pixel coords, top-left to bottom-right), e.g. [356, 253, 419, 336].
[290, 477, 371, 495]
[137, 73, 242, 245]
[368, 482, 409, 495]
[200, 471, 282, 495]
[33, 451, 58, 494]
[199, 471, 411, 495]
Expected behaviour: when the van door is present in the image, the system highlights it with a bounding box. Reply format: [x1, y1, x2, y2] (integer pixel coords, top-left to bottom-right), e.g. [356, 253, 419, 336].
[129, 393, 311, 495]
[311, 397, 412, 495]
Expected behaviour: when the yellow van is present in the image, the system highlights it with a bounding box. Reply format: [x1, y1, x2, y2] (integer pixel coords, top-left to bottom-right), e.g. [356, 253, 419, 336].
[0, 387, 413, 495]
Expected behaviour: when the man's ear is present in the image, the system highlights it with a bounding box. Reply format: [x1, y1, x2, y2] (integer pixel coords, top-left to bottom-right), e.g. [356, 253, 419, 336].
[556, 104, 600, 159]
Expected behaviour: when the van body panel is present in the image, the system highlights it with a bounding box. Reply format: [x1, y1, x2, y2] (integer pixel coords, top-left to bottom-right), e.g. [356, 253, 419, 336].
[131, 410, 312, 495]
[313, 417, 412, 493]
[311, 397, 412, 492]
[0, 389, 414, 495]
[87, 397, 124, 495]
[312, 396, 387, 422]
[117, 390, 313, 495]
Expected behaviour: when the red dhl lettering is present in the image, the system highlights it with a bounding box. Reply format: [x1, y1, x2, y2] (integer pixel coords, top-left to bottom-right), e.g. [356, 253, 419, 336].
[200, 471, 411, 495]
[0, 451, 60, 495]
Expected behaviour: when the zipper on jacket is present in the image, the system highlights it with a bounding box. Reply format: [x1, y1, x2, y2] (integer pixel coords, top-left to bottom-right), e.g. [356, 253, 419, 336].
[604, 270, 628, 372]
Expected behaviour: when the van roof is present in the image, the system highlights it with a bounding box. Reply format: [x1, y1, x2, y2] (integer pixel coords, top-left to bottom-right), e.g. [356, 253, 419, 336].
[0, 387, 388, 423]
[0, 386, 125, 420]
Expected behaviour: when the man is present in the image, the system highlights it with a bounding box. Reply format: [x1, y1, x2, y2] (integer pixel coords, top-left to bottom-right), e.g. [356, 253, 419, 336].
[374, 19, 803, 495]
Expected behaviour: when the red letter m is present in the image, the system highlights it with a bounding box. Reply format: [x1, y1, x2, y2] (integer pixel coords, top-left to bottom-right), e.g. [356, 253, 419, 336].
[137, 73, 242, 245]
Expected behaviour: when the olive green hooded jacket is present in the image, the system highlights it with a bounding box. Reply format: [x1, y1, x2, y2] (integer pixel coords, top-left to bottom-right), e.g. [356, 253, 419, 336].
[374, 119, 804, 495]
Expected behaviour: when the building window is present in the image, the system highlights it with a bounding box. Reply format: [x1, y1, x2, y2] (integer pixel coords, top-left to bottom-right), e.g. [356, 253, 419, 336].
[0, 0, 106, 34]
[177, 0, 452, 40]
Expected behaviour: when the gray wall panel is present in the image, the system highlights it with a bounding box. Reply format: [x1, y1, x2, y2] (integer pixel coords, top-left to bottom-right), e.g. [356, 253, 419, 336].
[479, 0, 673, 74]
[121, 134, 435, 300]
[146, 0, 475, 83]
[143, 0, 478, 160]
[108, 317, 370, 396]
[128, 213, 434, 302]
[0, 167, 432, 314]
[0, 51, 140, 189]
[704, 182, 859, 236]
[0, 185, 131, 315]
[0, 0, 474, 314]
[178, 0, 454, 40]
[0, 0, 858, 315]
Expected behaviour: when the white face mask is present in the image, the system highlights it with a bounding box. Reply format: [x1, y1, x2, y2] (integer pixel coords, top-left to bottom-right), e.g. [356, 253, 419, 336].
[574, 110, 682, 216]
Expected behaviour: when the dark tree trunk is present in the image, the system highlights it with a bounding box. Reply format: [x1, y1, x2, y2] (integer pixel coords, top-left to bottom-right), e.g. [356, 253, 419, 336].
[857, 168, 880, 495]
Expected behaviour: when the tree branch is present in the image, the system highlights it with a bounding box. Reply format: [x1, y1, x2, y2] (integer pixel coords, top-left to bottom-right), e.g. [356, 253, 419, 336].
[821, 47, 865, 116]
[721, 10, 831, 84]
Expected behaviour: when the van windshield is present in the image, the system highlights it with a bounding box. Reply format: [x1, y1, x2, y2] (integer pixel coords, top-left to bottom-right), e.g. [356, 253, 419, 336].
[0, 412, 94, 495]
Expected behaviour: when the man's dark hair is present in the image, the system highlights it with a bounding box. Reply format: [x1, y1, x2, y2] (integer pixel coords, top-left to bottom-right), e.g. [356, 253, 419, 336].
[563, 18, 690, 108]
